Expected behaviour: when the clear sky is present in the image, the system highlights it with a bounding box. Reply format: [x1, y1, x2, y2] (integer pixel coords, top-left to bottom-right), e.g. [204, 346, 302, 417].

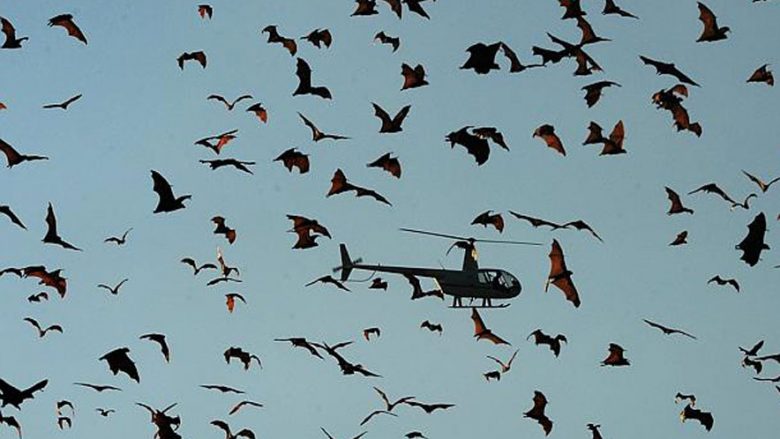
[1, 0, 778, 438]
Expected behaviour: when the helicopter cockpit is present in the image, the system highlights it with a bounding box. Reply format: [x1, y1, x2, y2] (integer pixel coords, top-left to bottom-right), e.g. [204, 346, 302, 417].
[476, 269, 521, 298]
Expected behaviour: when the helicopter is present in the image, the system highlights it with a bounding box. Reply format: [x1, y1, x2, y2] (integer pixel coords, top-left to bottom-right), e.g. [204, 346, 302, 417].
[336, 228, 540, 309]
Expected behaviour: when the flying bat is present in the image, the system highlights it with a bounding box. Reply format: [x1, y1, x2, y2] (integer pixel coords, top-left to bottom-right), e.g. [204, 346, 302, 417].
[42, 203, 82, 251]
[198, 4, 213, 19]
[0, 205, 25, 229]
[27, 292, 48, 303]
[736, 212, 769, 266]
[315, 341, 382, 378]
[274, 148, 309, 174]
[445, 126, 490, 165]
[487, 349, 519, 373]
[293, 58, 331, 99]
[23, 266, 67, 298]
[73, 382, 121, 392]
[402, 400, 455, 414]
[471, 308, 510, 345]
[472, 127, 509, 150]
[576, 16, 610, 45]
[374, 31, 399, 52]
[211, 419, 256, 439]
[245, 102, 268, 124]
[372, 103, 411, 133]
[367, 153, 401, 178]
[363, 327, 380, 341]
[228, 401, 263, 415]
[195, 129, 238, 155]
[741, 170, 780, 193]
[665, 187, 694, 215]
[523, 391, 553, 435]
[151, 170, 190, 213]
[642, 319, 697, 340]
[360, 410, 397, 426]
[140, 333, 170, 362]
[675, 392, 697, 406]
[669, 230, 688, 246]
[224, 347, 262, 370]
[461, 42, 502, 75]
[262, 25, 297, 55]
[99, 347, 140, 382]
[200, 158, 255, 174]
[273, 337, 323, 359]
[640, 56, 699, 86]
[177, 51, 207, 69]
[96, 408, 116, 417]
[420, 320, 442, 334]
[104, 228, 132, 245]
[23, 317, 62, 338]
[401, 63, 428, 90]
[306, 275, 350, 292]
[180, 258, 217, 275]
[559, 0, 586, 19]
[546, 239, 581, 307]
[740, 340, 764, 356]
[601, 343, 630, 366]
[97, 278, 129, 295]
[225, 293, 246, 313]
[373, 387, 415, 412]
[680, 403, 713, 431]
[534, 124, 566, 156]
[0, 138, 49, 168]
[747, 64, 773, 87]
[48, 14, 87, 44]
[582, 81, 620, 107]
[369, 278, 388, 290]
[471, 210, 504, 233]
[603, 0, 638, 19]
[298, 113, 349, 141]
[207, 94, 253, 111]
[42, 94, 82, 110]
[499, 42, 544, 73]
[528, 329, 567, 357]
[200, 384, 245, 394]
[404, 0, 433, 19]
[1, 16, 28, 48]
[327, 169, 391, 206]
[212, 216, 237, 244]
[352, 0, 379, 16]
[0, 378, 48, 409]
[301, 28, 332, 48]
[697, 2, 729, 42]
[707, 275, 739, 292]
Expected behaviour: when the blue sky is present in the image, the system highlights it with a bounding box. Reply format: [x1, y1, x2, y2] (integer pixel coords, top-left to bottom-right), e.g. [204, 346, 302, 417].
[1, 0, 778, 438]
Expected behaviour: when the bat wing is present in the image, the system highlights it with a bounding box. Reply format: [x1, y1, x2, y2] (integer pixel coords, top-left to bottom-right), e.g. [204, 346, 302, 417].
[44, 203, 58, 240]
[50, 15, 87, 44]
[354, 186, 391, 205]
[471, 308, 487, 336]
[697, 2, 718, 38]
[0, 205, 26, 229]
[327, 169, 353, 196]
[151, 170, 176, 206]
[294, 58, 312, 92]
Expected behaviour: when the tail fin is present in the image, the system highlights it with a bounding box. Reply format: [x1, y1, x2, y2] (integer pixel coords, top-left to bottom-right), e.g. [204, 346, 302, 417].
[339, 244, 353, 281]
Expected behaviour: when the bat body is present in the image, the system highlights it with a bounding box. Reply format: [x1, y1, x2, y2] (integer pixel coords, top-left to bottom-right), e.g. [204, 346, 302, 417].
[200, 159, 256, 174]
[327, 169, 391, 205]
[603, 0, 638, 19]
[372, 103, 411, 133]
[534, 124, 566, 156]
[401, 63, 428, 90]
[747, 64, 773, 87]
[23, 317, 63, 338]
[601, 343, 630, 366]
[471, 210, 504, 232]
[97, 278, 129, 295]
[151, 171, 190, 213]
[104, 228, 132, 245]
[736, 213, 769, 266]
[198, 5, 213, 19]
[665, 187, 694, 215]
[208, 94, 253, 111]
[302, 28, 332, 48]
[707, 275, 739, 292]
[420, 320, 442, 334]
[680, 403, 713, 431]
[640, 56, 699, 86]
[669, 230, 688, 246]
[582, 81, 620, 107]
[225, 293, 246, 313]
[642, 319, 697, 339]
[461, 42, 502, 74]
[546, 239, 580, 307]
[0, 378, 48, 409]
[212, 216, 237, 244]
[298, 113, 349, 141]
[245, 103, 268, 123]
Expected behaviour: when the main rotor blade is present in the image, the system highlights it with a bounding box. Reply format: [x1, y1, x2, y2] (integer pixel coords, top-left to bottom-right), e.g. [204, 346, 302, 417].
[400, 228, 541, 246]
[400, 228, 467, 241]
[476, 238, 542, 246]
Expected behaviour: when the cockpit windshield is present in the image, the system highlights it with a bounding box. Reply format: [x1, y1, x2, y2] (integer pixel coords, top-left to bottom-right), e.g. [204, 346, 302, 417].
[477, 270, 517, 288]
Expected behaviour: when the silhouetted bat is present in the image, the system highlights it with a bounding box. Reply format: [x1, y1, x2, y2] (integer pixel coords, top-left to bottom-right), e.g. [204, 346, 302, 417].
[446, 127, 490, 165]
[405, 432, 426, 439]
[665, 187, 694, 215]
[707, 275, 739, 292]
[546, 239, 580, 307]
[42, 203, 81, 250]
[275, 148, 309, 174]
[306, 275, 350, 292]
[643, 319, 697, 340]
[140, 333, 170, 362]
[198, 5, 213, 19]
[294, 58, 332, 99]
[360, 409, 397, 426]
[742, 170, 779, 193]
[363, 327, 380, 341]
[524, 391, 553, 435]
[104, 228, 132, 245]
[287, 215, 331, 247]
[534, 124, 566, 156]
[73, 382, 121, 392]
[99, 347, 140, 382]
[563, 220, 603, 241]
[374, 31, 400, 52]
[208, 94, 252, 111]
[603, 0, 638, 19]
[582, 81, 620, 107]
[151, 170, 190, 213]
[0, 205, 25, 229]
[510, 212, 565, 229]
[200, 384, 245, 394]
[669, 230, 688, 246]
[471, 210, 504, 232]
[402, 400, 455, 414]
[688, 183, 737, 206]
[315, 341, 382, 377]
[461, 42, 502, 74]
[736, 212, 769, 266]
[367, 153, 401, 178]
[177, 51, 207, 69]
[23, 266, 67, 298]
[97, 278, 128, 295]
[48, 14, 87, 44]
[298, 113, 349, 142]
[0, 378, 48, 409]
[532, 46, 568, 65]
[372, 387, 414, 413]
[576, 17, 610, 45]
[225, 293, 246, 313]
[1, 16, 28, 48]
[224, 347, 262, 370]
[697, 2, 729, 42]
[27, 292, 48, 303]
[471, 308, 510, 345]
[180, 258, 217, 275]
[369, 278, 388, 290]
[96, 408, 116, 417]
[352, 0, 379, 16]
[212, 420, 255, 439]
[528, 329, 567, 357]
[327, 169, 392, 205]
[0, 138, 49, 168]
[652, 85, 702, 136]
[546, 33, 602, 76]
[245, 102, 268, 124]
[404, 274, 443, 301]
[23, 317, 62, 338]
[373, 103, 411, 133]
[43, 94, 82, 110]
[499, 42, 544, 73]
[487, 349, 519, 373]
[217, 247, 240, 278]
[212, 216, 237, 244]
[420, 320, 442, 334]
[680, 403, 713, 431]
[747, 64, 773, 86]
[640, 56, 699, 87]
[262, 25, 297, 55]
[274, 337, 323, 359]
[600, 343, 630, 366]
[404, 0, 433, 19]
[195, 129, 238, 155]
[302, 28, 332, 48]
[228, 401, 263, 415]
[472, 127, 509, 150]
[401, 63, 428, 90]
[200, 158, 255, 174]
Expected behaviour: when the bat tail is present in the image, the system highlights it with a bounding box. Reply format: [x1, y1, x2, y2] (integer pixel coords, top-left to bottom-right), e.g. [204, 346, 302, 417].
[339, 244, 354, 282]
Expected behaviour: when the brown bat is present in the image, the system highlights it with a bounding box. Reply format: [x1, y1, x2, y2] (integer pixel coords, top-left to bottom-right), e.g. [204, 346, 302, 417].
[104, 228, 132, 245]
[546, 240, 581, 307]
[198, 5, 213, 19]
[200, 159, 255, 174]
[97, 278, 129, 295]
[487, 349, 519, 373]
[600, 343, 630, 366]
[99, 347, 140, 382]
[43, 203, 81, 251]
[446, 127, 491, 165]
[73, 382, 121, 392]
[669, 230, 688, 246]
[401, 63, 428, 90]
[420, 320, 442, 334]
[523, 391, 553, 435]
[207, 94, 253, 111]
[0, 138, 49, 168]
[367, 153, 401, 178]
[274, 148, 309, 174]
[287, 215, 331, 240]
[498, 42, 544, 73]
[23, 266, 67, 298]
[151, 170, 190, 213]
[48, 14, 87, 44]
[471, 210, 504, 233]
[374, 31, 400, 52]
[576, 17, 610, 45]
[484, 371, 501, 381]
[363, 327, 381, 341]
[461, 42, 502, 75]
[293, 58, 332, 99]
[384, 0, 403, 18]
[140, 333, 170, 362]
[665, 187, 694, 215]
[528, 330, 567, 357]
[228, 401, 263, 415]
[0, 205, 25, 229]
[27, 292, 48, 303]
[736, 212, 769, 266]
[224, 347, 262, 370]
[298, 113, 350, 142]
[404, 274, 444, 301]
[373, 103, 411, 133]
[697, 2, 729, 42]
[581, 81, 620, 107]
[306, 275, 350, 292]
[352, 0, 379, 16]
[212, 216, 237, 244]
[180, 258, 217, 276]
[301, 28, 332, 48]
[23, 317, 63, 338]
[534, 124, 566, 156]
[642, 319, 697, 340]
[747, 64, 773, 86]
[688, 183, 737, 205]
[195, 129, 238, 155]
[262, 25, 297, 55]
[401, 400, 455, 414]
[314, 341, 382, 378]
[43, 94, 82, 110]
[245, 102, 268, 123]
[216, 247, 240, 278]
[603, 0, 638, 19]
[471, 308, 510, 345]
[225, 293, 246, 313]
[707, 275, 740, 292]
[1, 16, 28, 49]
[680, 403, 713, 431]
[652, 85, 702, 136]
[559, 0, 586, 19]
[404, 0, 434, 19]
[177, 51, 207, 69]
[545, 33, 603, 76]
[742, 170, 780, 193]
[640, 56, 700, 87]
[327, 169, 391, 205]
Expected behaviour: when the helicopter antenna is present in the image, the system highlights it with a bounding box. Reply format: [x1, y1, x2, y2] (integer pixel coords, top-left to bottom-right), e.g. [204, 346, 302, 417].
[400, 228, 541, 246]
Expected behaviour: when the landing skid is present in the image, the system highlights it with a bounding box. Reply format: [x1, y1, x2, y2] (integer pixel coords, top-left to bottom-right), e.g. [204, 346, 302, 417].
[449, 303, 510, 309]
